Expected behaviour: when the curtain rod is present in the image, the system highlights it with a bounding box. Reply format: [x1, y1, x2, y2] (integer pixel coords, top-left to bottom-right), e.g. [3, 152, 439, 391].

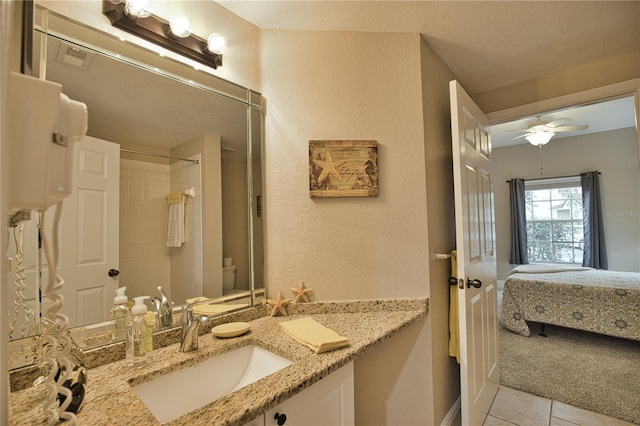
[120, 148, 200, 165]
[505, 172, 601, 183]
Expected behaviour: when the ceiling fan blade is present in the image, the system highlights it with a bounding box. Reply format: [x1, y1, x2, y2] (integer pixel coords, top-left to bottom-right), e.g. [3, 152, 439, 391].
[508, 133, 530, 142]
[505, 129, 531, 133]
[555, 125, 589, 132]
[546, 118, 571, 127]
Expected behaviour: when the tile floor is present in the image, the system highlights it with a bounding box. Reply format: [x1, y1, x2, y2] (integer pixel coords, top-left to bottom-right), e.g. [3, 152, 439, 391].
[484, 386, 636, 426]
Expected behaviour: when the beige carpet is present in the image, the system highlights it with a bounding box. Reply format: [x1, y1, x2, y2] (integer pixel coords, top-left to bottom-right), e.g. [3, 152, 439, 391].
[499, 318, 640, 424]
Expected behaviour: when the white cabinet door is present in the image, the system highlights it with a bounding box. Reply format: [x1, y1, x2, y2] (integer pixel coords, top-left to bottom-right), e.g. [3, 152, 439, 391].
[265, 362, 354, 426]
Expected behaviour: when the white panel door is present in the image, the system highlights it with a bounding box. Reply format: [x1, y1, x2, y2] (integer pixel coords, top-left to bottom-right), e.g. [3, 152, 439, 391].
[42, 136, 120, 328]
[450, 80, 500, 426]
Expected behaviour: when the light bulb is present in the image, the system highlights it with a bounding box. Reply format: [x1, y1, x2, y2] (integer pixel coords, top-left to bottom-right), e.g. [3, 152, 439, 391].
[169, 15, 192, 38]
[207, 33, 226, 54]
[525, 130, 554, 146]
[124, 0, 151, 19]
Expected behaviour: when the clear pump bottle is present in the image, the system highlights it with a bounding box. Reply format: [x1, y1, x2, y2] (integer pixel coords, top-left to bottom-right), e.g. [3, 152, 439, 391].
[110, 287, 129, 341]
[126, 296, 153, 368]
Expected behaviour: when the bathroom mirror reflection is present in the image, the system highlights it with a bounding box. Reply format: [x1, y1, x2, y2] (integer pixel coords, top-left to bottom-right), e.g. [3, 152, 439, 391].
[7, 7, 264, 366]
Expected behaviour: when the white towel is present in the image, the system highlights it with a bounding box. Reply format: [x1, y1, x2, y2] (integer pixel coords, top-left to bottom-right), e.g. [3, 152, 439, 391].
[166, 191, 186, 247]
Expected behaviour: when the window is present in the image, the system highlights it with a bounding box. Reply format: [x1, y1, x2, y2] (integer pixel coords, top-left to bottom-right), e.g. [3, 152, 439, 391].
[525, 177, 583, 264]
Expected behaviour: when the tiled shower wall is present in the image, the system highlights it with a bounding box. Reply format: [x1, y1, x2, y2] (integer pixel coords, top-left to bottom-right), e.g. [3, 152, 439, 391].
[119, 159, 171, 300]
[169, 155, 203, 305]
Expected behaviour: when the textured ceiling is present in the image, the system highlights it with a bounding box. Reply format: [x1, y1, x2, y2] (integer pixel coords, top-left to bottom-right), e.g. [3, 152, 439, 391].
[491, 95, 637, 148]
[43, 31, 248, 153]
[217, 0, 639, 147]
[44, 3, 638, 153]
[217, 1, 640, 95]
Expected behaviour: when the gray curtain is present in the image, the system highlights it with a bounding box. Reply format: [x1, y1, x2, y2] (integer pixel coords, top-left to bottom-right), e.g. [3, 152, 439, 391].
[581, 171, 608, 269]
[509, 178, 528, 264]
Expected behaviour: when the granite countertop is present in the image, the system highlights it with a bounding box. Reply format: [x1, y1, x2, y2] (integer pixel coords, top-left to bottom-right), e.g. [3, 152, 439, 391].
[9, 298, 428, 426]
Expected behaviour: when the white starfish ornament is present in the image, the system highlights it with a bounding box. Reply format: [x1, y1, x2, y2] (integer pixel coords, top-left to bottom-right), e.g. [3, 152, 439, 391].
[291, 281, 313, 303]
[266, 291, 292, 317]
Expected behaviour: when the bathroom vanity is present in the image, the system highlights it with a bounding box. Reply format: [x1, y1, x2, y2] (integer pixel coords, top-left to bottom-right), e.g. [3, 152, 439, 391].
[260, 362, 354, 426]
[9, 298, 427, 425]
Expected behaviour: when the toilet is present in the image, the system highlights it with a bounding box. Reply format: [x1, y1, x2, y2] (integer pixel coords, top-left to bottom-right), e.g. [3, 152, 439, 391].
[222, 265, 237, 292]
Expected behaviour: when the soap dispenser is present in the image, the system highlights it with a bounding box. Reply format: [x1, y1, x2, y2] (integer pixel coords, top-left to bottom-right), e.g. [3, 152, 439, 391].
[110, 287, 130, 341]
[126, 296, 153, 368]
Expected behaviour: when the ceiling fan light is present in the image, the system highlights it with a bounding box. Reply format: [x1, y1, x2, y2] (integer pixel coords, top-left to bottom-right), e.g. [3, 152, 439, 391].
[525, 130, 554, 146]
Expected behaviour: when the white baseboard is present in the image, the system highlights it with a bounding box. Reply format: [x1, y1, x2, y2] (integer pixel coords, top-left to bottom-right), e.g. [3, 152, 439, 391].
[441, 395, 461, 426]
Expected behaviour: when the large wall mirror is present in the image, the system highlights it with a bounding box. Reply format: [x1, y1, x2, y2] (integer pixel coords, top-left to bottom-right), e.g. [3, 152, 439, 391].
[8, 6, 265, 369]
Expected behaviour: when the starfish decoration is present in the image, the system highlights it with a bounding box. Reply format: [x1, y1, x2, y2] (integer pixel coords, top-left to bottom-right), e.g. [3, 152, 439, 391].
[266, 291, 292, 317]
[291, 281, 313, 303]
[313, 151, 344, 184]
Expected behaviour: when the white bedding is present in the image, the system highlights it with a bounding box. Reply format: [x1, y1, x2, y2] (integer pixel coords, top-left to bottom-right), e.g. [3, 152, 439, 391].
[508, 263, 593, 275]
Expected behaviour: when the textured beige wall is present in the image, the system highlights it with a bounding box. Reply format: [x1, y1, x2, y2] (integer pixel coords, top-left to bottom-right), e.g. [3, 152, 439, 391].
[260, 30, 435, 424]
[476, 50, 640, 113]
[261, 30, 429, 300]
[420, 37, 462, 424]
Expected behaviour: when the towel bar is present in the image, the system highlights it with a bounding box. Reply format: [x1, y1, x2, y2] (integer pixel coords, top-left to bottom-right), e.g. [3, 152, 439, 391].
[165, 187, 196, 200]
[432, 251, 452, 260]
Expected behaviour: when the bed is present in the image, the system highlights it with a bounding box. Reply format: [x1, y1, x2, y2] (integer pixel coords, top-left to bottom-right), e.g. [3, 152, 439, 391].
[500, 264, 640, 341]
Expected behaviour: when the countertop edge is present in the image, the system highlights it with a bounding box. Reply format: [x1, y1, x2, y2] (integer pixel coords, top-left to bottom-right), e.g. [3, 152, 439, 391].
[9, 297, 429, 426]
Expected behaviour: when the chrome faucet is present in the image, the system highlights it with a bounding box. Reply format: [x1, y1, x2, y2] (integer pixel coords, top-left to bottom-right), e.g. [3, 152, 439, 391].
[151, 285, 173, 330]
[180, 302, 209, 353]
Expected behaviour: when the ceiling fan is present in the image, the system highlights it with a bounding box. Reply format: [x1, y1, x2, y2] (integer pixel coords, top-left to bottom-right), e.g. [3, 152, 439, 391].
[508, 116, 589, 146]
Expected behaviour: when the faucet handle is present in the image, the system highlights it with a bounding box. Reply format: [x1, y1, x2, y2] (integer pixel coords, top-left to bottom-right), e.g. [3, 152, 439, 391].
[181, 301, 198, 323]
[155, 286, 173, 329]
[157, 285, 172, 305]
[184, 300, 199, 312]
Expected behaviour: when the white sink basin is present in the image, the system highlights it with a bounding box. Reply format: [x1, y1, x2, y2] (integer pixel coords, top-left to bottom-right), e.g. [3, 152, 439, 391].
[131, 345, 293, 424]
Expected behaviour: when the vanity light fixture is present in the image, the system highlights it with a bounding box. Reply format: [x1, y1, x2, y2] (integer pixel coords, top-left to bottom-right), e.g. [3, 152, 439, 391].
[103, 0, 224, 69]
[168, 15, 192, 38]
[206, 33, 227, 55]
[123, 0, 151, 19]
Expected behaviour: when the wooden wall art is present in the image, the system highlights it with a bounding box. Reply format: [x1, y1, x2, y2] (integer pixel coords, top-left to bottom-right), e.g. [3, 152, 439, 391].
[309, 140, 379, 198]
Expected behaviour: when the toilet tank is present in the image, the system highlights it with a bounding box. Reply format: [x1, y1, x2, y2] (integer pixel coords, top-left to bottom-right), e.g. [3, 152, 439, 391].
[222, 265, 237, 291]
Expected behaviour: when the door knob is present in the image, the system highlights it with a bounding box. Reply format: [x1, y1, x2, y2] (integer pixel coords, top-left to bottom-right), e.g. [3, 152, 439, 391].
[108, 269, 120, 277]
[274, 412, 287, 425]
[466, 278, 482, 289]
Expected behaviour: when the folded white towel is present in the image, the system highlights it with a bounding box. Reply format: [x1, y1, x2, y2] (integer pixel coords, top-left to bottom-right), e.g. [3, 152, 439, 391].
[279, 317, 349, 354]
[166, 202, 185, 247]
